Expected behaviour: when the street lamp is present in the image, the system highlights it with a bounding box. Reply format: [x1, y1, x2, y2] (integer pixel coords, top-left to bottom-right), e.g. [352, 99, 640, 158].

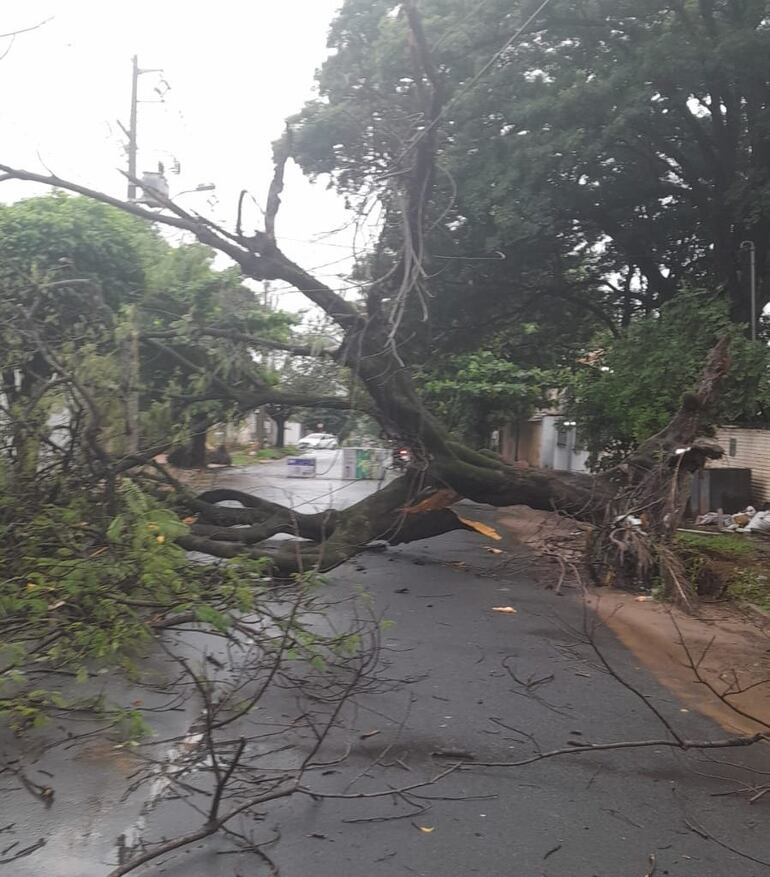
[740, 240, 757, 342]
[138, 180, 216, 209]
[174, 183, 216, 198]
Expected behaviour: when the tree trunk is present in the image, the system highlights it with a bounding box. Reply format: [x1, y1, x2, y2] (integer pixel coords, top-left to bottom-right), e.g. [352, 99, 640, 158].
[274, 414, 287, 449]
[167, 413, 209, 469]
[189, 415, 208, 468]
[177, 337, 732, 589]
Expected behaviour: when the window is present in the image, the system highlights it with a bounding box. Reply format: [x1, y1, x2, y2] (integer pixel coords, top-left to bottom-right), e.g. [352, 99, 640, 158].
[729, 437, 737, 457]
[556, 428, 568, 448]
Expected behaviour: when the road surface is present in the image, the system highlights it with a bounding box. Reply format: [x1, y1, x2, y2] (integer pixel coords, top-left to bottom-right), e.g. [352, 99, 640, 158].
[3, 451, 768, 876]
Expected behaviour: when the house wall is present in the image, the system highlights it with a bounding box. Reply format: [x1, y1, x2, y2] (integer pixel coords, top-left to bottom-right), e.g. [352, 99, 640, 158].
[500, 423, 516, 463]
[502, 416, 590, 473]
[261, 416, 303, 447]
[540, 417, 558, 468]
[500, 420, 543, 466]
[284, 420, 302, 446]
[707, 426, 770, 505]
[541, 416, 591, 473]
[226, 413, 303, 447]
[517, 420, 542, 466]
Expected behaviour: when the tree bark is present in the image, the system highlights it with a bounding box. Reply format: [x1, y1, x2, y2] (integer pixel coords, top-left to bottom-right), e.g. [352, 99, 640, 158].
[190, 417, 207, 468]
[180, 474, 481, 575]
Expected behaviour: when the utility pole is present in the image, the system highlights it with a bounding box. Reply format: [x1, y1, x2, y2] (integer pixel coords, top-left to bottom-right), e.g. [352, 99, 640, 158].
[740, 240, 757, 342]
[127, 55, 139, 201]
[255, 282, 273, 447]
[120, 55, 163, 201]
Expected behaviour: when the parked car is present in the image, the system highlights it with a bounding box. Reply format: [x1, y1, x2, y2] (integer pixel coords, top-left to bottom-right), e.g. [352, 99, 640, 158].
[297, 432, 339, 450]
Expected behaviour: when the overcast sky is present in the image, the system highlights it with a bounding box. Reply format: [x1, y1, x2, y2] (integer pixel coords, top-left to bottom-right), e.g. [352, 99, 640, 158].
[0, 1, 366, 311]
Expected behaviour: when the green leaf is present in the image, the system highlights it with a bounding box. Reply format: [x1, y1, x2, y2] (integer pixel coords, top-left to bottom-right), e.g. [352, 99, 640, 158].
[194, 604, 230, 631]
[310, 655, 326, 672]
[107, 515, 126, 543]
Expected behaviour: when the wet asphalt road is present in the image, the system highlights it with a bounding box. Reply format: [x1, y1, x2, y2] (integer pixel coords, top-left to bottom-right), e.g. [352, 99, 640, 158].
[3, 452, 769, 876]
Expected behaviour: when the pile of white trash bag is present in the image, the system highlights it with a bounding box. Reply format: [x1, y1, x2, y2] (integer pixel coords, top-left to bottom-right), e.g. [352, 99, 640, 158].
[695, 506, 770, 533]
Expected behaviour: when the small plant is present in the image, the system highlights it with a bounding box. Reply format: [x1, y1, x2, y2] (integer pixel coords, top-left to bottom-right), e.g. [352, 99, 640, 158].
[230, 445, 299, 466]
[729, 569, 770, 612]
[0, 479, 270, 732]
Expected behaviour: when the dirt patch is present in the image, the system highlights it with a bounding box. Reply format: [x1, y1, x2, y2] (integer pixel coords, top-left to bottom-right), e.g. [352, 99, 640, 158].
[497, 505, 589, 590]
[162, 465, 221, 491]
[496, 506, 770, 735]
[591, 592, 770, 735]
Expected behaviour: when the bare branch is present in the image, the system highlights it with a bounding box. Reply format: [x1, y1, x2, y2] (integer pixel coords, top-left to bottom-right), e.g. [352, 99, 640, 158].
[0, 164, 361, 330]
[470, 730, 768, 768]
[265, 128, 291, 242]
[0, 16, 54, 40]
[141, 327, 338, 359]
[107, 783, 296, 876]
[141, 335, 361, 414]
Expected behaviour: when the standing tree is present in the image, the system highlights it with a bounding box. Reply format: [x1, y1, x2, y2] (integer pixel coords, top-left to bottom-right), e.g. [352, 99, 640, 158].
[569, 291, 770, 469]
[290, 0, 770, 331]
[0, 194, 155, 484]
[138, 242, 294, 466]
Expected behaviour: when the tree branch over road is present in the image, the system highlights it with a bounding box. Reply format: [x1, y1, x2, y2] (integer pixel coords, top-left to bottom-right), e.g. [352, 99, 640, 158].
[0, 2, 736, 583]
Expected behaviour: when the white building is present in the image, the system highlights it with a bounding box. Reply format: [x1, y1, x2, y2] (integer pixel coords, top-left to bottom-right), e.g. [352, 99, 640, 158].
[501, 411, 591, 473]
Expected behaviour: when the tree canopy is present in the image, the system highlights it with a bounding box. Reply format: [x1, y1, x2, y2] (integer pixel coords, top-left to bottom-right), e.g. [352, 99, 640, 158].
[290, 0, 770, 342]
[568, 290, 770, 468]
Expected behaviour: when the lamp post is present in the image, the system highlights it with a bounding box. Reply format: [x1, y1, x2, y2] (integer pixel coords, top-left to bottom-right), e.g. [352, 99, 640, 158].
[139, 183, 216, 210]
[740, 240, 757, 342]
[173, 183, 216, 198]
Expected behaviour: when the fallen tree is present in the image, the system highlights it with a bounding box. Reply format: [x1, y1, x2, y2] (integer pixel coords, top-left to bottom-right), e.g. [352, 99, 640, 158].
[170, 338, 730, 595]
[0, 2, 736, 592]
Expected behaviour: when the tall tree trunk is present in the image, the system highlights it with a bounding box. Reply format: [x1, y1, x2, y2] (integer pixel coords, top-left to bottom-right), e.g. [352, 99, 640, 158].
[189, 414, 208, 468]
[167, 412, 209, 469]
[274, 414, 287, 449]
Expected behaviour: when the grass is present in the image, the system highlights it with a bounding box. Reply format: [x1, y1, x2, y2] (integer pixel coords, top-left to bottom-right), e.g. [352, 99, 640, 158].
[229, 446, 299, 466]
[730, 569, 770, 612]
[675, 530, 758, 559]
[676, 530, 770, 610]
